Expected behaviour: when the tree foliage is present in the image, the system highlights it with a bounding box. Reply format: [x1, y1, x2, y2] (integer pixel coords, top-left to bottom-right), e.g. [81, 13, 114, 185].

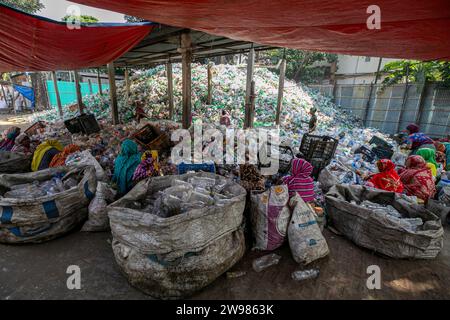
[0, 0, 44, 14]
[382, 60, 450, 88]
[62, 15, 99, 23]
[259, 49, 337, 84]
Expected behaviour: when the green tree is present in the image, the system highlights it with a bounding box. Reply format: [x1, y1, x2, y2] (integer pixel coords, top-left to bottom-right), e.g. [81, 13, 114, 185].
[260, 49, 337, 84]
[0, 0, 44, 14]
[62, 15, 99, 23]
[382, 60, 450, 88]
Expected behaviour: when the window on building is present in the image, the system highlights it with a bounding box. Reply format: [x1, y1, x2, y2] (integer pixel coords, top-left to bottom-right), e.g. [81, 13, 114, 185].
[365, 56, 371, 62]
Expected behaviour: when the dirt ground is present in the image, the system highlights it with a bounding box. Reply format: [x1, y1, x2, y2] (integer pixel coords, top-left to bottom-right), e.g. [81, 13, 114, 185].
[1, 226, 449, 300]
[0, 112, 32, 132]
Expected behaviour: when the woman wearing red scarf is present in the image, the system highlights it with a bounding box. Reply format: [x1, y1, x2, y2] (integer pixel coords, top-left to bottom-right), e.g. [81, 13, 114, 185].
[398, 155, 436, 202]
[366, 159, 404, 193]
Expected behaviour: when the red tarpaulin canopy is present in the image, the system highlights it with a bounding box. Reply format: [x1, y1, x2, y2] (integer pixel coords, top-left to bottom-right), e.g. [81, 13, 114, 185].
[71, 0, 450, 61]
[0, 4, 152, 72]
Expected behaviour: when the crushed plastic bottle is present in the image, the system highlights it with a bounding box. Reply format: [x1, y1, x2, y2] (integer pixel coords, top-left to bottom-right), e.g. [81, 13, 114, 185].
[291, 268, 320, 281]
[252, 253, 281, 272]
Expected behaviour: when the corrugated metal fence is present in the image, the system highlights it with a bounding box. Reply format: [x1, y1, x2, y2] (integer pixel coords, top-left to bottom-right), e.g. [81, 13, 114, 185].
[309, 83, 450, 138]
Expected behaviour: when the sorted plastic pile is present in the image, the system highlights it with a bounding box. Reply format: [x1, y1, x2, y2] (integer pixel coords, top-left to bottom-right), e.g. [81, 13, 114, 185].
[2, 174, 78, 199]
[137, 176, 237, 218]
[32, 64, 362, 136]
[353, 200, 424, 232]
[29, 63, 402, 181]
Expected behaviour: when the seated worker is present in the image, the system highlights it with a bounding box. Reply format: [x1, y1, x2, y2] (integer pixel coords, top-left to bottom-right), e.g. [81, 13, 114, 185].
[219, 110, 231, 127]
[31, 140, 64, 171]
[308, 107, 317, 133]
[0, 127, 21, 151]
[404, 123, 434, 155]
[112, 139, 142, 196]
[398, 155, 436, 202]
[135, 101, 149, 123]
[434, 141, 449, 171]
[282, 158, 315, 203]
[11, 133, 32, 154]
[365, 159, 404, 193]
[416, 148, 438, 177]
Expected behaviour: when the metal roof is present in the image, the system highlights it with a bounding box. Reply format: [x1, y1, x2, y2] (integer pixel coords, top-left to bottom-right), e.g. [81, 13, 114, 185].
[114, 25, 274, 67]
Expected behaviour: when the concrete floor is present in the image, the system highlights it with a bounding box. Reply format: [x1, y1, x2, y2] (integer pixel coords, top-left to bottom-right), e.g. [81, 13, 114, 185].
[1, 227, 449, 300]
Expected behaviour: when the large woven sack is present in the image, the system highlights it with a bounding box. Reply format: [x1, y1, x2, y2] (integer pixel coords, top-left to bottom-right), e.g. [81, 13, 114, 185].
[112, 228, 245, 299]
[325, 184, 444, 259]
[0, 151, 31, 174]
[81, 182, 116, 232]
[108, 172, 246, 260]
[288, 194, 329, 264]
[250, 185, 290, 251]
[0, 166, 97, 243]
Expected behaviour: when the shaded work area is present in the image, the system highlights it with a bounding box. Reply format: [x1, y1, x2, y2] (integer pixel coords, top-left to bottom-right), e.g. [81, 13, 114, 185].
[1, 227, 449, 300]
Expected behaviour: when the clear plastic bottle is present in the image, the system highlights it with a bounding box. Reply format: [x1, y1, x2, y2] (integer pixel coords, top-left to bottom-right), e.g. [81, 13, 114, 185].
[252, 253, 281, 272]
[291, 269, 320, 281]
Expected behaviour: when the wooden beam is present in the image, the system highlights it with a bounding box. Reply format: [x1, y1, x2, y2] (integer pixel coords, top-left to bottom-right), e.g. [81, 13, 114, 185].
[88, 79, 93, 95]
[180, 32, 192, 129]
[0, 84, 8, 109]
[51, 71, 63, 119]
[97, 68, 103, 95]
[244, 48, 255, 128]
[166, 62, 174, 120]
[207, 63, 213, 105]
[107, 62, 119, 125]
[362, 57, 382, 126]
[73, 70, 84, 114]
[125, 68, 130, 101]
[275, 58, 286, 125]
[415, 80, 428, 125]
[396, 63, 410, 133]
[249, 80, 256, 128]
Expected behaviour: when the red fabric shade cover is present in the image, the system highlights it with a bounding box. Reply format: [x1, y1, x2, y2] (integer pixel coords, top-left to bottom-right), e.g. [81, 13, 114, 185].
[71, 0, 450, 61]
[0, 5, 152, 72]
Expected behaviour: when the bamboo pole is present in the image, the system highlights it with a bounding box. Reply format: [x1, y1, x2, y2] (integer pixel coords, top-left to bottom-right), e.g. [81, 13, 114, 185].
[107, 62, 119, 125]
[73, 70, 84, 114]
[180, 32, 192, 129]
[51, 71, 63, 119]
[166, 62, 174, 120]
[275, 58, 286, 125]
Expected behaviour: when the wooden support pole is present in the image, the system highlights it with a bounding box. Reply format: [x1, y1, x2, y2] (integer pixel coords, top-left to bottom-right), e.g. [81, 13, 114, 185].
[396, 64, 410, 133]
[52, 71, 63, 119]
[415, 80, 428, 125]
[362, 57, 382, 126]
[97, 68, 103, 95]
[73, 70, 84, 114]
[0, 84, 8, 108]
[125, 68, 130, 100]
[88, 79, 93, 95]
[249, 80, 256, 128]
[207, 63, 213, 105]
[107, 62, 119, 125]
[244, 48, 255, 129]
[166, 62, 174, 120]
[275, 58, 286, 125]
[180, 32, 192, 129]
[330, 61, 338, 103]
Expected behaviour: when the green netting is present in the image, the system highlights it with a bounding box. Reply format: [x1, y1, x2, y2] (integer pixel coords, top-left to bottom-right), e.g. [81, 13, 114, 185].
[46, 80, 109, 107]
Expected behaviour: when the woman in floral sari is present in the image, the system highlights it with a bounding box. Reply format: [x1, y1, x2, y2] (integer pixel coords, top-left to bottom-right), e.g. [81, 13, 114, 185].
[398, 155, 436, 202]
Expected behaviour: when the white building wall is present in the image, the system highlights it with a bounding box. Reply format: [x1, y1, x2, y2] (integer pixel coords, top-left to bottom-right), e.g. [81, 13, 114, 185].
[336, 55, 400, 85]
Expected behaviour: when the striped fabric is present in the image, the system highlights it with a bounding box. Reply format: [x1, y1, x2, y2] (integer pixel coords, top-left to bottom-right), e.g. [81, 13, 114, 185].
[283, 158, 315, 203]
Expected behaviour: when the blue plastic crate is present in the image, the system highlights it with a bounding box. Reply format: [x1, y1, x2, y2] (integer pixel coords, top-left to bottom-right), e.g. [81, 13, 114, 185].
[177, 162, 216, 174]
